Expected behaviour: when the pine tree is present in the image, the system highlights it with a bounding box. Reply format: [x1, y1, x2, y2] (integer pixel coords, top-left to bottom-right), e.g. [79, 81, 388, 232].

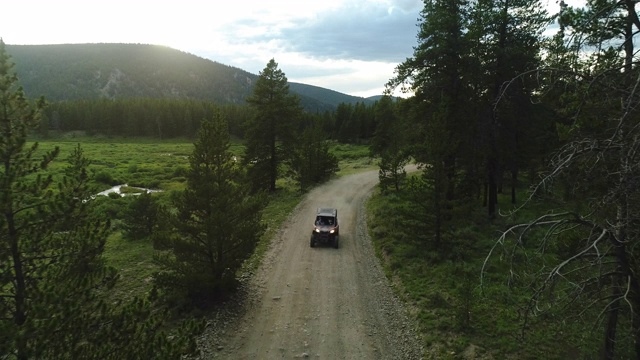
[121, 191, 163, 240]
[467, 0, 550, 217]
[244, 59, 302, 192]
[154, 111, 266, 304]
[387, 0, 472, 244]
[371, 96, 409, 193]
[289, 120, 339, 190]
[0, 39, 200, 360]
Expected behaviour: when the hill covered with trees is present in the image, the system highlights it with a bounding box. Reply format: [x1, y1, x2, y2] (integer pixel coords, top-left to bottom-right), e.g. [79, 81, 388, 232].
[6, 43, 373, 112]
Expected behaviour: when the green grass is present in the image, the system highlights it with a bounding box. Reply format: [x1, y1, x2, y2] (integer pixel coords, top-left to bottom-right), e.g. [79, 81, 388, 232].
[103, 232, 156, 303]
[330, 142, 379, 175]
[31, 137, 374, 305]
[35, 138, 370, 188]
[366, 175, 606, 359]
[34, 138, 199, 190]
[243, 179, 303, 273]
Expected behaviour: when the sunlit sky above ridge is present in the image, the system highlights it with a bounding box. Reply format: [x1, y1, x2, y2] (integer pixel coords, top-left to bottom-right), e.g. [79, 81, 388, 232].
[2, 0, 576, 98]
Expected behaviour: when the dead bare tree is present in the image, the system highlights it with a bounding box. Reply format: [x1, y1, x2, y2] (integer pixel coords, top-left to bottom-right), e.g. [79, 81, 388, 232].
[482, 1, 640, 357]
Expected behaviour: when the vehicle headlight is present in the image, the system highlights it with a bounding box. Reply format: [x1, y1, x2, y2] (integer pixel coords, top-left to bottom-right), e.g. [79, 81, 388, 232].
[330, 229, 335, 234]
[314, 228, 320, 233]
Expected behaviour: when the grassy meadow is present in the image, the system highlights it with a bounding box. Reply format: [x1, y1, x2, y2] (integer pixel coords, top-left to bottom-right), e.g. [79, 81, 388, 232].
[30, 136, 375, 303]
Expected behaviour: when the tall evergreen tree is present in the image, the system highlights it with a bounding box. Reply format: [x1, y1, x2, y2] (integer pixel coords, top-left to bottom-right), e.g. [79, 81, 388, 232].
[244, 59, 302, 192]
[387, 0, 472, 244]
[371, 96, 410, 192]
[288, 119, 339, 190]
[0, 39, 199, 359]
[334, 102, 354, 142]
[467, 0, 550, 217]
[154, 111, 266, 303]
[121, 192, 164, 240]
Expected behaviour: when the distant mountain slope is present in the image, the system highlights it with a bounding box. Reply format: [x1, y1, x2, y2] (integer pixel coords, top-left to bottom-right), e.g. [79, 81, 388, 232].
[288, 82, 373, 111]
[6, 43, 373, 112]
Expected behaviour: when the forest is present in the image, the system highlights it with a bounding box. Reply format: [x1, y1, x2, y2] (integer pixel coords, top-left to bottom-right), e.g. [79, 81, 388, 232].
[367, 0, 640, 357]
[2, 0, 640, 356]
[40, 97, 378, 142]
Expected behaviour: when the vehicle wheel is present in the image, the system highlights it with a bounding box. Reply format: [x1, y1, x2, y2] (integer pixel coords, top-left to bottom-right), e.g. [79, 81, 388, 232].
[310, 236, 315, 248]
[333, 236, 339, 249]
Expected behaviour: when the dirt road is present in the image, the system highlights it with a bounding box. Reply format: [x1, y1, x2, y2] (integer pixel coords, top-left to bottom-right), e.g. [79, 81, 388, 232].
[202, 169, 423, 359]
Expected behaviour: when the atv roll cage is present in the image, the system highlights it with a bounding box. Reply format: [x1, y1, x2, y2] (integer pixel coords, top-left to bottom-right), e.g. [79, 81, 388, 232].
[310, 208, 339, 249]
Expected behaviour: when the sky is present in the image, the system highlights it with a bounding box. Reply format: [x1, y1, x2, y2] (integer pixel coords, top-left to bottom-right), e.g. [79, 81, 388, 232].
[1, 0, 426, 98]
[1, 0, 577, 99]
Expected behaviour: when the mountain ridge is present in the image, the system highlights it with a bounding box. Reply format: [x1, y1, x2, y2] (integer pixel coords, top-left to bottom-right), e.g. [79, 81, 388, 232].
[6, 43, 376, 112]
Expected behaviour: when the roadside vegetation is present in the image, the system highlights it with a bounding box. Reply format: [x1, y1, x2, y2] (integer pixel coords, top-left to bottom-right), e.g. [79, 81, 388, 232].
[363, 0, 640, 357]
[367, 174, 612, 358]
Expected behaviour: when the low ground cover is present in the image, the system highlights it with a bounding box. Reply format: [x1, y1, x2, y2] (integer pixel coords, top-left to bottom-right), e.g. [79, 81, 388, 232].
[366, 175, 606, 359]
[32, 137, 372, 302]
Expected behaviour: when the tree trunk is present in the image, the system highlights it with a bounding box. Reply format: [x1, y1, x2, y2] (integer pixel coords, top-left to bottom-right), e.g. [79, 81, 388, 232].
[434, 165, 443, 246]
[269, 132, 277, 192]
[633, 299, 640, 360]
[483, 182, 488, 207]
[603, 274, 621, 360]
[488, 157, 498, 219]
[488, 177, 497, 219]
[487, 0, 509, 220]
[619, 9, 640, 356]
[511, 168, 518, 204]
[445, 154, 456, 201]
[434, 205, 442, 246]
[8, 213, 28, 359]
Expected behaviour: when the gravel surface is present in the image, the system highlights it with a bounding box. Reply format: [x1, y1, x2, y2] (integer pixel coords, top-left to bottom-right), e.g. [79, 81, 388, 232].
[197, 169, 424, 359]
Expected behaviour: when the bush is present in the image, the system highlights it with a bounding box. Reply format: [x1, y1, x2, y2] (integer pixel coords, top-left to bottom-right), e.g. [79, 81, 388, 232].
[95, 170, 117, 185]
[290, 124, 339, 190]
[121, 192, 164, 240]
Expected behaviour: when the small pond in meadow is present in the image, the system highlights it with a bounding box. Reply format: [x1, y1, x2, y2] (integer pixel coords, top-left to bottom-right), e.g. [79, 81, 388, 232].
[95, 184, 162, 198]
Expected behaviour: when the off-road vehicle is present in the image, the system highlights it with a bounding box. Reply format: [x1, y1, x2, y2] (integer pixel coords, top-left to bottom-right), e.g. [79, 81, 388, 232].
[310, 207, 339, 248]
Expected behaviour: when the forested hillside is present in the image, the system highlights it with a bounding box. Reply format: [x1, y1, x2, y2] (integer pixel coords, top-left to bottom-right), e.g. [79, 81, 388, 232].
[6, 43, 372, 112]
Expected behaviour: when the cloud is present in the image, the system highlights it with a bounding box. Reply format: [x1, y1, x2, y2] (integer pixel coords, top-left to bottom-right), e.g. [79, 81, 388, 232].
[206, 0, 423, 96]
[230, 0, 422, 63]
